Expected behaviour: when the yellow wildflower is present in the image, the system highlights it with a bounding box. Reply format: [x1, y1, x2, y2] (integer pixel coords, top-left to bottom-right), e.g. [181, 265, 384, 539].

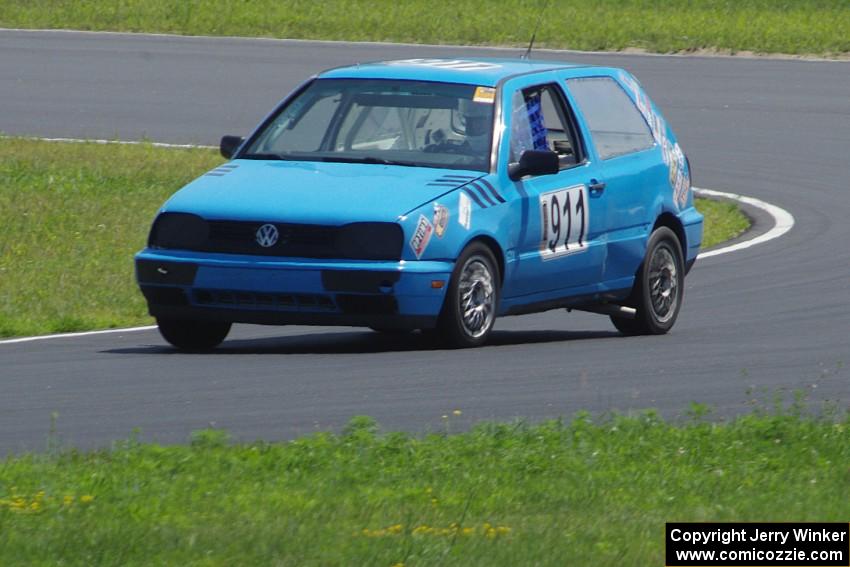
[80, 495, 94, 504]
[64, 495, 74, 506]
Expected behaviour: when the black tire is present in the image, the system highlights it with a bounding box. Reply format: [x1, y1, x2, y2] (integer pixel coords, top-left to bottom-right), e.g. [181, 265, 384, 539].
[611, 226, 684, 336]
[436, 242, 500, 348]
[156, 318, 231, 351]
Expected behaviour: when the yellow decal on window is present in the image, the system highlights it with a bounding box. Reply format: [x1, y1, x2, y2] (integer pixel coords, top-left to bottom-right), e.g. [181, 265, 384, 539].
[473, 86, 496, 104]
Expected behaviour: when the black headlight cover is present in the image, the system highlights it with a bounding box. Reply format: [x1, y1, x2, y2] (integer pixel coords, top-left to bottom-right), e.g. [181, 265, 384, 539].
[336, 222, 403, 260]
[148, 212, 209, 250]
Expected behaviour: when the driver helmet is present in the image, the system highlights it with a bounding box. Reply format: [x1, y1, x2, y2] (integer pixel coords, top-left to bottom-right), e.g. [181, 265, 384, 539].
[458, 98, 491, 152]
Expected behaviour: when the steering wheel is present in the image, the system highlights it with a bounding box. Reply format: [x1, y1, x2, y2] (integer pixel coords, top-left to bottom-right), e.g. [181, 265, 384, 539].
[424, 139, 473, 154]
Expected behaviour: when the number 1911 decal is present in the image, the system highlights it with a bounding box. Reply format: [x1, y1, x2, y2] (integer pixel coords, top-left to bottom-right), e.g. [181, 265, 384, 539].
[539, 184, 589, 260]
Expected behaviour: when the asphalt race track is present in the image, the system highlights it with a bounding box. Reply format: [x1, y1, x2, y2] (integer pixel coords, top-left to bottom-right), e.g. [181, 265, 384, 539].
[1, 30, 849, 454]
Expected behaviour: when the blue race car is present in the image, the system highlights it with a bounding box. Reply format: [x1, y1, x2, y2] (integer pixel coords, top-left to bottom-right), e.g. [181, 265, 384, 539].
[136, 58, 703, 349]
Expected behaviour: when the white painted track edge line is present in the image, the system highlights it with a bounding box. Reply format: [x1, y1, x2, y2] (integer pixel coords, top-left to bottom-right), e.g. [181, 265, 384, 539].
[1, 135, 215, 150]
[0, 326, 157, 345]
[2, 27, 849, 63]
[694, 187, 795, 259]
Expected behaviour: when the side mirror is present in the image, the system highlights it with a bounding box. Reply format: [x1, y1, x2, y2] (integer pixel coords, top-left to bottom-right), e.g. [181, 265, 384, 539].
[220, 135, 244, 159]
[508, 149, 559, 181]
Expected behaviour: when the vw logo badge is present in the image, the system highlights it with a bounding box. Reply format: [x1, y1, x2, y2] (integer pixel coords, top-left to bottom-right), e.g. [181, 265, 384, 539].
[255, 223, 279, 248]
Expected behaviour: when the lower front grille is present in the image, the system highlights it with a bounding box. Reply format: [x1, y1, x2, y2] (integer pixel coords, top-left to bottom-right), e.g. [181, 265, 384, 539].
[335, 294, 398, 315]
[193, 289, 336, 311]
[140, 285, 189, 306]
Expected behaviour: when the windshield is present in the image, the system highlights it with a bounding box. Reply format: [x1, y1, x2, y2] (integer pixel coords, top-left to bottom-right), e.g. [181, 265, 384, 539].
[243, 79, 495, 172]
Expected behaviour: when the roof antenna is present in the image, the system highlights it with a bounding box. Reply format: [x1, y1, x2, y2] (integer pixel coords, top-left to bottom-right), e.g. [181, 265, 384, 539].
[522, 0, 551, 60]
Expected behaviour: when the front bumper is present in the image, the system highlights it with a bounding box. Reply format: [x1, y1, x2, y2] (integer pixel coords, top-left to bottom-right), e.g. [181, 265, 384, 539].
[135, 250, 453, 329]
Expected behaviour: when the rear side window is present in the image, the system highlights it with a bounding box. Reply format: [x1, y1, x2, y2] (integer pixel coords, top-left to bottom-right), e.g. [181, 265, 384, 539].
[566, 77, 654, 160]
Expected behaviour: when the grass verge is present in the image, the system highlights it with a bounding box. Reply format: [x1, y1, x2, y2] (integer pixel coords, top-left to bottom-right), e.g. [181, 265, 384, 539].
[1, 409, 849, 565]
[1, 0, 849, 56]
[0, 138, 746, 337]
[695, 197, 749, 249]
[0, 139, 222, 337]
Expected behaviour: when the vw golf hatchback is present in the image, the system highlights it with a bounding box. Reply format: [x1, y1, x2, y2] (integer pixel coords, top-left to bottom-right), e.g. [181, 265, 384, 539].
[136, 58, 703, 349]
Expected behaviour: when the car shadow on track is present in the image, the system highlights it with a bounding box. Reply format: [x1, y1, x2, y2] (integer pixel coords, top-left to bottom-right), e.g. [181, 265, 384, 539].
[103, 328, 620, 356]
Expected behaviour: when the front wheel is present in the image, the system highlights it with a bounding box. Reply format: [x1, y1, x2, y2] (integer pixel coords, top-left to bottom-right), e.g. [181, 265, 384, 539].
[611, 227, 684, 336]
[156, 317, 231, 351]
[436, 243, 500, 348]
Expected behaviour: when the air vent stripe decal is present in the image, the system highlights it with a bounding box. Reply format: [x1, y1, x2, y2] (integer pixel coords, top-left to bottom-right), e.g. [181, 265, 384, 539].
[461, 188, 486, 208]
[478, 179, 506, 203]
[469, 182, 497, 206]
[206, 164, 239, 176]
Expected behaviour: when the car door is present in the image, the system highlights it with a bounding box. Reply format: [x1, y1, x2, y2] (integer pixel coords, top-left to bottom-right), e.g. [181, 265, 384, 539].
[501, 78, 607, 299]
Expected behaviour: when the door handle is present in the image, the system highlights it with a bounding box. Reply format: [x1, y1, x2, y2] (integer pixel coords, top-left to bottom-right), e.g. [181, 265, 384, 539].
[588, 179, 606, 195]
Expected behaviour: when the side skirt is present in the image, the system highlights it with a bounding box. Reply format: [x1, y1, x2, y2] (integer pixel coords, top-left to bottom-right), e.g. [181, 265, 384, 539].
[501, 288, 632, 317]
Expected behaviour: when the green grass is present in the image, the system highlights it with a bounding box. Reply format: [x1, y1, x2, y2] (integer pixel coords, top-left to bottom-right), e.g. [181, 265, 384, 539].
[0, 140, 223, 337]
[1, 408, 849, 565]
[695, 197, 749, 249]
[2, 0, 849, 55]
[0, 138, 745, 338]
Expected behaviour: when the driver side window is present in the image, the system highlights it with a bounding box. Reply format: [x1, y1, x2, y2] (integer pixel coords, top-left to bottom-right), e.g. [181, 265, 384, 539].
[509, 84, 582, 168]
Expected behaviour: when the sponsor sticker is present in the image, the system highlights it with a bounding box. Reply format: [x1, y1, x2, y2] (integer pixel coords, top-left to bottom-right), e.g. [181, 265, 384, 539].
[473, 86, 496, 104]
[409, 214, 434, 259]
[618, 70, 690, 210]
[458, 192, 472, 230]
[433, 203, 449, 238]
[670, 143, 690, 208]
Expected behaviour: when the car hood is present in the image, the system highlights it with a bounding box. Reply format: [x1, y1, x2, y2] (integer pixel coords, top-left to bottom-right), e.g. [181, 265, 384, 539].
[162, 159, 484, 224]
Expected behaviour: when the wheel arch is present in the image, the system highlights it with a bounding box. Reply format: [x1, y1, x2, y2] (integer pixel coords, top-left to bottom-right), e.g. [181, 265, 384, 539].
[653, 212, 687, 261]
[463, 234, 505, 285]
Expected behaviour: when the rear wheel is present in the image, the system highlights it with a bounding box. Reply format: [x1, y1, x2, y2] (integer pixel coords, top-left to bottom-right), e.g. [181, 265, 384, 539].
[611, 227, 684, 336]
[156, 318, 231, 350]
[436, 243, 500, 348]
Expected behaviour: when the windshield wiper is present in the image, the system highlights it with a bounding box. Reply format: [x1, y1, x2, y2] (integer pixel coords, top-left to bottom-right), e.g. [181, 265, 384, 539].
[317, 156, 421, 167]
[241, 152, 288, 160]
[243, 152, 328, 161]
[243, 153, 422, 168]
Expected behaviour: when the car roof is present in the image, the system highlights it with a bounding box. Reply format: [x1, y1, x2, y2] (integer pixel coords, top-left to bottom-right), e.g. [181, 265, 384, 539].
[318, 57, 591, 87]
